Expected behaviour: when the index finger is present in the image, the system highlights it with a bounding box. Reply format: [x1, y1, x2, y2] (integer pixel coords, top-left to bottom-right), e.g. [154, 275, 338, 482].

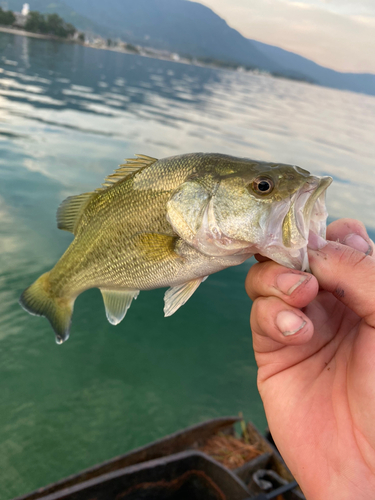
[245, 260, 319, 309]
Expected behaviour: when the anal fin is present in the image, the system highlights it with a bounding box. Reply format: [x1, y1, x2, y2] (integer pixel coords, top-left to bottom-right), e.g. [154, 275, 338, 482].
[164, 277, 207, 317]
[100, 288, 139, 325]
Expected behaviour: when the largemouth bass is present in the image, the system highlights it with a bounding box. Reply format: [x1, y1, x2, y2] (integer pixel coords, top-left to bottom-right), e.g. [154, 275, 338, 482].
[20, 153, 332, 343]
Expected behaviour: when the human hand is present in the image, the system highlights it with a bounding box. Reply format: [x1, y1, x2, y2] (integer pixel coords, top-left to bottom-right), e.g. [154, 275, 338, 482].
[245, 219, 375, 500]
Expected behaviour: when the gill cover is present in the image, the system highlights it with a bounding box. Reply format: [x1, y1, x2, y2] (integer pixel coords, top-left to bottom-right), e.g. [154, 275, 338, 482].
[167, 177, 251, 257]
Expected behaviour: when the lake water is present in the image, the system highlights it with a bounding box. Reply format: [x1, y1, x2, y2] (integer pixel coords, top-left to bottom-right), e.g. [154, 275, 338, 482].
[0, 32, 375, 499]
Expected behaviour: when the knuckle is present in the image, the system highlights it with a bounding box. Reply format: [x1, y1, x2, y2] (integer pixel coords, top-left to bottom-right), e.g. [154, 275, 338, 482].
[250, 297, 267, 324]
[250, 296, 262, 317]
[327, 218, 369, 243]
[255, 261, 278, 286]
[337, 245, 367, 268]
[245, 261, 273, 298]
[252, 296, 276, 323]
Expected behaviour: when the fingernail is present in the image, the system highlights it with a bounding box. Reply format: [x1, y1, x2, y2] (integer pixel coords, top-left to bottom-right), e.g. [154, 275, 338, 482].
[308, 231, 328, 251]
[342, 233, 372, 255]
[276, 311, 306, 336]
[276, 273, 309, 295]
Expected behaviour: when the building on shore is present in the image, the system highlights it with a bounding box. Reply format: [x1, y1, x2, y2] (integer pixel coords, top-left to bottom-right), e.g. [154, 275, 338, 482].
[14, 3, 29, 27]
[21, 3, 29, 15]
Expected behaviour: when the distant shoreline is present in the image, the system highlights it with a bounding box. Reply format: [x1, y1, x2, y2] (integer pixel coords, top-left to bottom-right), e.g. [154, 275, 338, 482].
[0, 25, 61, 40]
[0, 25, 180, 64]
[0, 25, 308, 84]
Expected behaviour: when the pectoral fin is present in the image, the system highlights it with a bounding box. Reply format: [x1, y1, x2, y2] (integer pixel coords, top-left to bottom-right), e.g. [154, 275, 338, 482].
[131, 233, 180, 262]
[164, 277, 207, 317]
[100, 289, 139, 325]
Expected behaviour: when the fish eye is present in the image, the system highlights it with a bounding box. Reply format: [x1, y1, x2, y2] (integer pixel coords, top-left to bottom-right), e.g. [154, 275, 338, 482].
[252, 177, 274, 195]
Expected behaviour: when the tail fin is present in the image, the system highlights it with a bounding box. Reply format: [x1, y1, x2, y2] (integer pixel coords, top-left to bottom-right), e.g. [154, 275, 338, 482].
[19, 272, 74, 344]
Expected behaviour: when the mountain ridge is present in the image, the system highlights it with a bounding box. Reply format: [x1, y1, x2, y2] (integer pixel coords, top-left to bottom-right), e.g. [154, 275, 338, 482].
[4, 0, 375, 96]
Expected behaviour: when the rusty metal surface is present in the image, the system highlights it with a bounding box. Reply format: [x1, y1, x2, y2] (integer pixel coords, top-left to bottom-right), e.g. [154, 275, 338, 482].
[26, 451, 250, 500]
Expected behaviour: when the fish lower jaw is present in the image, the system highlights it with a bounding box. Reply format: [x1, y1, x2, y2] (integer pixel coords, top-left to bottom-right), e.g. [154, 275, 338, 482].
[256, 243, 309, 271]
[259, 214, 325, 271]
[261, 219, 327, 271]
[277, 185, 329, 271]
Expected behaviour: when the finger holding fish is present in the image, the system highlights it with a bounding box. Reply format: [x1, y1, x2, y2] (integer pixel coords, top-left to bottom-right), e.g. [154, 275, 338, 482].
[247, 218, 373, 307]
[247, 217, 375, 359]
[325, 218, 374, 256]
[250, 296, 314, 352]
[245, 261, 318, 307]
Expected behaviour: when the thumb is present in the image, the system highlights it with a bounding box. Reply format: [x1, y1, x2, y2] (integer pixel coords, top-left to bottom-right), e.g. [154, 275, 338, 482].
[308, 237, 375, 327]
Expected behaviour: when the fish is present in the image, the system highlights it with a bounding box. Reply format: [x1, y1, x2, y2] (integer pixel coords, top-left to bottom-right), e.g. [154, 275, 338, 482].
[19, 153, 332, 343]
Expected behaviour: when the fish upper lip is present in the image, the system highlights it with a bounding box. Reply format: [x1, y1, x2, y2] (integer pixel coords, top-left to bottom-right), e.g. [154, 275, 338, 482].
[295, 175, 332, 241]
[257, 175, 332, 272]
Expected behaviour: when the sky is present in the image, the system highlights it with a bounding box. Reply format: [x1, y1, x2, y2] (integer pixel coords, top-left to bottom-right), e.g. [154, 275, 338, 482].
[190, 0, 375, 74]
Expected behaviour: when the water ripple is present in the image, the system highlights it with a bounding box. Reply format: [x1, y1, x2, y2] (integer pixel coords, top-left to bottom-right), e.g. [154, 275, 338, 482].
[0, 31, 374, 500]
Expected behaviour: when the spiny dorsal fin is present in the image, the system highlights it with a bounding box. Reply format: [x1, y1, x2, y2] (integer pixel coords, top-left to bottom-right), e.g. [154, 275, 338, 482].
[57, 192, 95, 234]
[98, 154, 158, 191]
[163, 276, 207, 317]
[100, 288, 139, 325]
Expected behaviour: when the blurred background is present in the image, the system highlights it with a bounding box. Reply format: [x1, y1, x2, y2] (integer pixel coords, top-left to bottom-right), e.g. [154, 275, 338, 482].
[0, 1, 374, 498]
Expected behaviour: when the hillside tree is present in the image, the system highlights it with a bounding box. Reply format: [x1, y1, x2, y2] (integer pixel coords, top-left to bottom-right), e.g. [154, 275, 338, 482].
[0, 7, 16, 26]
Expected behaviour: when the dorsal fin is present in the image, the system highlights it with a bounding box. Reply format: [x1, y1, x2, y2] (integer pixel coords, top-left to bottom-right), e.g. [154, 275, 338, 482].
[57, 155, 157, 233]
[98, 154, 158, 191]
[57, 192, 95, 234]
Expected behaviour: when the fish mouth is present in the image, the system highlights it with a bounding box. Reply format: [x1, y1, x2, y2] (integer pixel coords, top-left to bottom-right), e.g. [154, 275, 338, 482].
[281, 175, 332, 270]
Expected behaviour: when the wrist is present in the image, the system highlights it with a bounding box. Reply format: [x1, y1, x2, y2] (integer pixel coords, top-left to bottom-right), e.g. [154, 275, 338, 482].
[285, 451, 375, 500]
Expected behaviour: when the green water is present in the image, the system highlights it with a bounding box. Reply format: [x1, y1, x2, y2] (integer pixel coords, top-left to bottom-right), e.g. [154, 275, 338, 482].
[0, 33, 375, 499]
